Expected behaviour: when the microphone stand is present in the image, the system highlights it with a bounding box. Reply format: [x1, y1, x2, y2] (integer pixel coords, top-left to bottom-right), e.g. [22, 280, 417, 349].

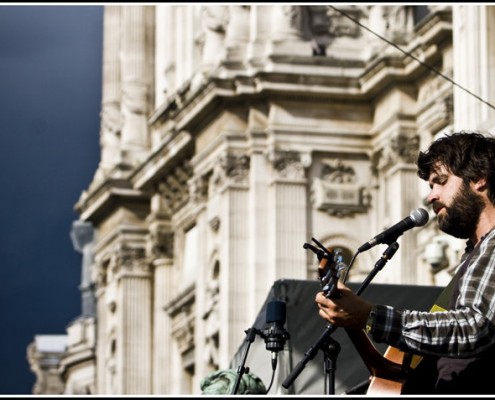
[232, 321, 289, 394]
[231, 327, 259, 394]
[281, 241, 400, 393]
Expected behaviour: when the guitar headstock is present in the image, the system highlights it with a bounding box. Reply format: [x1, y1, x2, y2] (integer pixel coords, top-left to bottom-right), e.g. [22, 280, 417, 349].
[304, 238, 347, 299]
[318, 247, 346, 298]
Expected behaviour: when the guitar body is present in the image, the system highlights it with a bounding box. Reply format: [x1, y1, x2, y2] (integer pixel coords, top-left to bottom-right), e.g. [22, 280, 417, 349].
[345, 328, 425, 395]
[344, 329, 407, 395]
[366, 346, 407, 395]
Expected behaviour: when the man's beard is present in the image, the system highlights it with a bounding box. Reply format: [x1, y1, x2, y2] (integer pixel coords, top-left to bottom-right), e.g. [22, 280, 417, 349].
[436, 182, 485, 239]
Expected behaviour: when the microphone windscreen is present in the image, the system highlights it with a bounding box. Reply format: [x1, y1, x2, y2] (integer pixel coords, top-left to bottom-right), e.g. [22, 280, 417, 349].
[411, 208, 429, 226]
[266, 300, 286, 324]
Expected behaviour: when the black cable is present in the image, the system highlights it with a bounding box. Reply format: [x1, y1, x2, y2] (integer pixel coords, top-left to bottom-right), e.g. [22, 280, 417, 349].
[264, 365, 276, 394]
[328, 5, 495, 111]
[341, 250, 358, 284]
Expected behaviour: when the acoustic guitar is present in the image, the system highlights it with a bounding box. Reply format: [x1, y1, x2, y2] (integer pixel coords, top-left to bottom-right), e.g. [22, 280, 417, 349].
[311, 240, 421, 395]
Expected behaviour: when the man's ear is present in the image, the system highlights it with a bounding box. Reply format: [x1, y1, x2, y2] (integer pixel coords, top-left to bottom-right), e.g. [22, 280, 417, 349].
[474, 178, 487, 191]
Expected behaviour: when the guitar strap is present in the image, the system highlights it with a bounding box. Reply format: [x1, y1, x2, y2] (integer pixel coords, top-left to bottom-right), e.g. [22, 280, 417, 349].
[404, 241, 480, 371]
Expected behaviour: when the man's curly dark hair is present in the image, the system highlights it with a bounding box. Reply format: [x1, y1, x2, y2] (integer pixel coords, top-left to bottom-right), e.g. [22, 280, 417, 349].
[417, 131, 495, 204]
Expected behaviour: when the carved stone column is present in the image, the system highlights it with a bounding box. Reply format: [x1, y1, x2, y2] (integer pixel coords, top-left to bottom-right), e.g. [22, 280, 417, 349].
[209, 152, 251, 360]
[246, 5, 272, 66]
[224, 5, 250, 62]
[98, 6, 122, 178]
[453, 5, 495, 129]
[268, 150, 309, 280]
[115, 246, 153, 394]
[146, 193, 175, 394]
[371, 132, 420, 284]
[120, 6, 154, 166]
[248, 130, 271, 312]
[199, 5, 228, 68]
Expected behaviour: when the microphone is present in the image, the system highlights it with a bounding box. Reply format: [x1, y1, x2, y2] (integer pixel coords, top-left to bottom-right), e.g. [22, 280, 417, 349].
[262, 300, 290, 370]
[358, 208, 429, 253]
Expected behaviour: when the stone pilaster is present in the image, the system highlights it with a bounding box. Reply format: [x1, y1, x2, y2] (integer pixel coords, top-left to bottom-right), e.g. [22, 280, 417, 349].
[453, 5, 495, 129]
[371, 132, 421, 284]
[268, 150, 309, 279]
[120, 6, 154, 166]
[209, 152, 251, 360]
[98, 6, 122, 178]
[118, 262, 152, 394]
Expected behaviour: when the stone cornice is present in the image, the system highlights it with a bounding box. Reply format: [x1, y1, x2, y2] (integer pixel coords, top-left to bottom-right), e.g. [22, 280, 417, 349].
[130, 130, 193, 191]
[76, 179, 149, 224]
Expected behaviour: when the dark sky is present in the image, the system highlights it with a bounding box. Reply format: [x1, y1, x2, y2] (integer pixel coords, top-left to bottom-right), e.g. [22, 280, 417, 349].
[0, 5, 103, 394]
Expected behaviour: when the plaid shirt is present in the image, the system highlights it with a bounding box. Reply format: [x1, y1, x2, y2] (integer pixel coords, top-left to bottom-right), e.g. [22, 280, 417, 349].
[369, 228, 495, 358]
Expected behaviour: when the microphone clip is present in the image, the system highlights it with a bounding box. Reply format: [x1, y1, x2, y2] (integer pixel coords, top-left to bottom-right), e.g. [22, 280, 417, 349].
[261, 324, 290, 353]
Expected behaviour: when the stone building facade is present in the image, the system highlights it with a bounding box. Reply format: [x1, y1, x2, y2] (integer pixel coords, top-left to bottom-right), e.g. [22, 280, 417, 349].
[27, 4, 495, 395]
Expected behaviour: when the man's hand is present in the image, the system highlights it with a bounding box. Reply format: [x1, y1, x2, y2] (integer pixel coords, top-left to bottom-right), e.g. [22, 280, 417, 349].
[315, 281, 373, 329]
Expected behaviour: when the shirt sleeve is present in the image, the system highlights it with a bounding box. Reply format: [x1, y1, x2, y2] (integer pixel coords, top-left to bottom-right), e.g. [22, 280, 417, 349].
[368, 230, 495, 358]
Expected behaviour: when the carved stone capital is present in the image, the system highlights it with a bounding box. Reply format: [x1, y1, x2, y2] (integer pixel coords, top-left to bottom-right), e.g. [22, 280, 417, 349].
[210, 153, 250, 194]
[371, 132, 420, 175]
[269, 150, 307, 180]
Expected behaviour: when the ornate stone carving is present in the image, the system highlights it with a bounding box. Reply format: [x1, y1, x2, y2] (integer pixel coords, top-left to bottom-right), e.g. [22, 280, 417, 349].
[382, 5, 414, 44]
[115, 245, 149, 275]
[203, 262, 220, 370]
[312, 159, 370, 217]
[391, 132, 420, 164]
[321, 159, 357, 183]
[222, 153, 250, 182]
[199, 5, 228, 65]
[148, 229, 174, 260]
[371, 132, 420, 175]
[158, 161, 193, 212]
[270, 150, 306, 180]
[189, 174, 210, 205]
[326, 5, 363, 38]
[208, 217, 220, 232]
[210, 153, 250, 194]
[167, 288, 195, 355]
